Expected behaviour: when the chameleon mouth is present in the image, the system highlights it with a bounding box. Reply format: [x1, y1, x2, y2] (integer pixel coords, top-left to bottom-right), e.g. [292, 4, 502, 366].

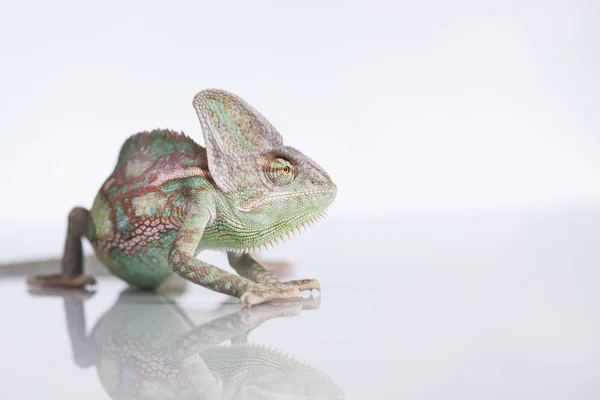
[225, 209, 329, 253]
[239, 188, 337, 212]
[264, 188, 337, 201]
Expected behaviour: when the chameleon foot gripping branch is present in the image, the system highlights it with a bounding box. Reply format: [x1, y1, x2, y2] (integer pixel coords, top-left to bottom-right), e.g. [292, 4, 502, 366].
[27, 89, 337, 306]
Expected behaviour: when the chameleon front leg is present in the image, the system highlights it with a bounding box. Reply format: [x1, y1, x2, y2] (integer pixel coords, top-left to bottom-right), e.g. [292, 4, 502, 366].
[228, 252, 321, 292]
[27, 207, 96, 288]
[168, 206, 301, 306]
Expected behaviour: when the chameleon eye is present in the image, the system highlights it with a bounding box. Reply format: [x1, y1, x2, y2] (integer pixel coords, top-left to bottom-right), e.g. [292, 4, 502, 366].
[266, 157, 295, 185]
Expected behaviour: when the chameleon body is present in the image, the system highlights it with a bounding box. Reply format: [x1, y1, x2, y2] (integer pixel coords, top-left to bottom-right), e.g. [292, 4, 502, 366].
[28, 89, 337, 305]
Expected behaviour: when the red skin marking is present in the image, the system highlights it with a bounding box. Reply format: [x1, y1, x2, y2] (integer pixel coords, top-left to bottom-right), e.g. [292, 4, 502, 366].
[94, 131, 212, 255]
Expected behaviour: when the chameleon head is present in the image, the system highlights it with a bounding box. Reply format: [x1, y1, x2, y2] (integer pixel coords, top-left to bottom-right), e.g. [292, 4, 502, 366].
[193, 89, 336, 247]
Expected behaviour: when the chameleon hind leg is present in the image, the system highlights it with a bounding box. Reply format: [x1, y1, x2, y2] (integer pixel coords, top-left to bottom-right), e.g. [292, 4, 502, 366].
[27, 207, 96, 289]
[227, 253, 321, 292]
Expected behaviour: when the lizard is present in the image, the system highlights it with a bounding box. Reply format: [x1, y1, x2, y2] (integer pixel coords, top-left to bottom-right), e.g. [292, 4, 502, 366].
[27, 89, 337, 306]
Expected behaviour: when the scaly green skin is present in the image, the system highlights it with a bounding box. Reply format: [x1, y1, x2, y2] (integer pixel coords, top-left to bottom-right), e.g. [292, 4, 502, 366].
[28, 89, 337, 305]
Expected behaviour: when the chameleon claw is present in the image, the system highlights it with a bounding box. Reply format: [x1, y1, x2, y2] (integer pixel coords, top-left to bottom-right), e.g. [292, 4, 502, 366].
[240, 285, 302, 307]
[240, 291, 265, 307]
[27, 274, 97, 289]
[282, 278, 321, 292]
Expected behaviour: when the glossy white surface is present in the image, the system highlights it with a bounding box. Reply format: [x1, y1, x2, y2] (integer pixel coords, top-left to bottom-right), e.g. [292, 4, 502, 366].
[1, 212, 599, 399]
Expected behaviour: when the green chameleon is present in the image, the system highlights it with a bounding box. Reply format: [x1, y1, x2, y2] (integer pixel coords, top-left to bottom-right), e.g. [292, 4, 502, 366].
[28, 89, 337, 305]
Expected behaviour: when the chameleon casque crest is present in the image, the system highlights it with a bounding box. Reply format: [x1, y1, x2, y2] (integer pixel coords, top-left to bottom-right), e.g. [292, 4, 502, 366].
[28, 89, 337, 305]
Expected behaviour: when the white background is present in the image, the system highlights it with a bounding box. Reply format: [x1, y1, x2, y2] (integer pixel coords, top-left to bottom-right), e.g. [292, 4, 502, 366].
[1, 0, 599, 261]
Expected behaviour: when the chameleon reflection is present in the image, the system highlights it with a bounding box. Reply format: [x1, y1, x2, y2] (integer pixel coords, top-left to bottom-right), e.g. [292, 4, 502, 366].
[46, 291, 344, 400]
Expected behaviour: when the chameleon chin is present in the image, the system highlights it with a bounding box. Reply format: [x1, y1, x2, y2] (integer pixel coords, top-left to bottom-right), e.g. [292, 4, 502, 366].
[27, 89, 337, 306]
